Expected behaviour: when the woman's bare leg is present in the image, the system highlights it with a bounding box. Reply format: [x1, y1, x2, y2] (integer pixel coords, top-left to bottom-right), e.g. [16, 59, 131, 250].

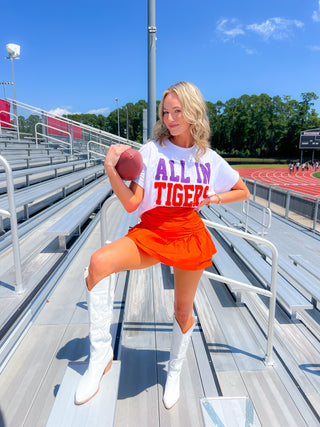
[173, 267, 204, 332]
[87, 236, 159, 290]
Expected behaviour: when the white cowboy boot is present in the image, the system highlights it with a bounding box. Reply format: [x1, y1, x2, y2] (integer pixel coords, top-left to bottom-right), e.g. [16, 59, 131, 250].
[74, 269, 116, 405]
[163, 316, 197, 410]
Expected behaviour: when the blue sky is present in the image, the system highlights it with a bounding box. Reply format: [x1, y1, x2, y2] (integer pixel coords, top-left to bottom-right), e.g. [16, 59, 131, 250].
[1, 0, 320, 116]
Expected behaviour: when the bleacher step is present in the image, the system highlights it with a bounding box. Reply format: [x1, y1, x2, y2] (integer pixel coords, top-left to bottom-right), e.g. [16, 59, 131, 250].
[46, 361, 121, 427]
[200, 397, 261, 427]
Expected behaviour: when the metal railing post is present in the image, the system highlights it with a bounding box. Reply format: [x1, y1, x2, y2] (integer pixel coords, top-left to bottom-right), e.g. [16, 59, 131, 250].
[100, 195, 119, 246]
[202, 218, 278, 365]
[313, 197, 319, 231]
[0, 155, 24, 293]
[285, 191, 291, 219]
[268, 185, 272, 208]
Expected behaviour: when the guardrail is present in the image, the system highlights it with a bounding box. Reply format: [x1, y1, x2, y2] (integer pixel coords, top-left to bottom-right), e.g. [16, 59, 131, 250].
[100, 196, 278, 365]
[5, 98, 140, 158]
[0, 155, 24, 294]
[243, 177, 320, 233]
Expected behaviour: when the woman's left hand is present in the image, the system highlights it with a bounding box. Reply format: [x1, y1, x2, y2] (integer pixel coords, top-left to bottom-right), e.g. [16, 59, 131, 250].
[197, 194, 219, 209]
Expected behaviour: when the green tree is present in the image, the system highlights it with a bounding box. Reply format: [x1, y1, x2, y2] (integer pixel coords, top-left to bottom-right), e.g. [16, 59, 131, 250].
[18, 114, 41, 136]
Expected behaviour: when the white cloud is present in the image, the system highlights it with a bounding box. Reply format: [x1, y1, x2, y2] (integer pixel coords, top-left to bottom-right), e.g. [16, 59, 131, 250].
[216, 16, 303, 44]
[309, 45, 320, 51]
[86, 107, 110, 115]
[48, 106, 110, 116]
[246, 17, 304, 40]
[216, 18, 245, 38]
[244, 47, 258, 55]
[48, 106, 74, 116]
[312, 1, 320, 22]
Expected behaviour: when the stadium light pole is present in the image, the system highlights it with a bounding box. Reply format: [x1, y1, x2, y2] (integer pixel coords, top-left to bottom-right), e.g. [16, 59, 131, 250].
[126, 105, 129, 141]
[147, 0, 156, 139]
[115, 97, 120, 137]
[5, 44, 20, 128]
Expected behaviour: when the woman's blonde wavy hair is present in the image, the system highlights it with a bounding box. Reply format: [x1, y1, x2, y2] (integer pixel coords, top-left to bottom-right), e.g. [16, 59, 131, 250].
[153, 81, 211, 158]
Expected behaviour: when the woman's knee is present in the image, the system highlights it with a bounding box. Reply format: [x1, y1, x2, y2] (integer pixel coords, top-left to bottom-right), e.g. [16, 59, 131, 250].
[88, 248, 114, 281]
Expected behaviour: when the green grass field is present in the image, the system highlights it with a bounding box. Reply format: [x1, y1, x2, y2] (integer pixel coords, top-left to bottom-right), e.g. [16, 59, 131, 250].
[233, 164, 286, 169]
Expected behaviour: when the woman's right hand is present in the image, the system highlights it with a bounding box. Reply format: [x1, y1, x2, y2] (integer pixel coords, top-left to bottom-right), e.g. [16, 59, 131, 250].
[104, 144, 130, 176]
[103, 144, 144, 213]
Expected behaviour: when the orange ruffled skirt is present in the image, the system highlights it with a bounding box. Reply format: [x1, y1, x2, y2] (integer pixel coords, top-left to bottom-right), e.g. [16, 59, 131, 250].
[126, 207, 217, 270]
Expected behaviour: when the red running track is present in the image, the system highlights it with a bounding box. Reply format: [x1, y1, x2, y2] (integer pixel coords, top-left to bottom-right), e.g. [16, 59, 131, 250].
[236, 167, 320, 197]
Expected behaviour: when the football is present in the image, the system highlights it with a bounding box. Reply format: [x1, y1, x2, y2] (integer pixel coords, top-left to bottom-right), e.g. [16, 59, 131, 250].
[115, 148, 143, 180]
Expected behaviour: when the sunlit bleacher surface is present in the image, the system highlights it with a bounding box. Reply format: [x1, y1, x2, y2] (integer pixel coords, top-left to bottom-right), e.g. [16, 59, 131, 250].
[0, 101, 320, 427]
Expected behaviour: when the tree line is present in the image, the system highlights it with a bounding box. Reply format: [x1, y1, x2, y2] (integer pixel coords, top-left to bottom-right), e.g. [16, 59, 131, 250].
[206, 92, 320, 157]
[18, 92, 320, 158]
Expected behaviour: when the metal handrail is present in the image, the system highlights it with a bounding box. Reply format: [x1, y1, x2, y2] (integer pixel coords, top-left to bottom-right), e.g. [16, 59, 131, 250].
[7, 97, 140, 147]
[35, 122, 73, 154]
[0, 111, 20, 140]
[100, 197, 278, 365]
[201, 217, 278, 365]
[242, 199, 272, 237]
[0, 155, 24, 294]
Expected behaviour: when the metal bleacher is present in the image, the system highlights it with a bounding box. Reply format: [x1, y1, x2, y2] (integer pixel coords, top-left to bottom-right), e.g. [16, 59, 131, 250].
[0, 116, 320, 426]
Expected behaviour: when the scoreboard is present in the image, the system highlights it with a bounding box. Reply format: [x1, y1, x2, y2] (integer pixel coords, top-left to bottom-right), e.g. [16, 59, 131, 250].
[299, 129, 320, 149]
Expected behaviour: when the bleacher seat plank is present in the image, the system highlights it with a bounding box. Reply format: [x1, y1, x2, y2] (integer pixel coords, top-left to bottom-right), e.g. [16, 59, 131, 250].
[278, 258, 320, 306]
[0, 147, 57, 156]
[46, 183, 112, 249]
[0, 164, 104, 226]
[201, 206, 312, 317]
[0, 159, 92, 183]
[0, 154, 79, 171]
[242, 369, 312, 427]
[289, 254, 320, 281]
[46, 361, 121, 427]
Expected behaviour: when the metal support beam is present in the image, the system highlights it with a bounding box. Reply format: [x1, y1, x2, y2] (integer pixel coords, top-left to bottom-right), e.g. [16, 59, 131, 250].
[147, 0, 156, 139]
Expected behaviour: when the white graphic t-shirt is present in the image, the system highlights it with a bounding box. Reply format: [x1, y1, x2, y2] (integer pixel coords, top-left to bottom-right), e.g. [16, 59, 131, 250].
[134, 139, 239, 217]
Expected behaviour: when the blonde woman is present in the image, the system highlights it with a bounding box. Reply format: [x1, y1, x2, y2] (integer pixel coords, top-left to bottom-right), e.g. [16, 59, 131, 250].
[75, 81, 250, 408]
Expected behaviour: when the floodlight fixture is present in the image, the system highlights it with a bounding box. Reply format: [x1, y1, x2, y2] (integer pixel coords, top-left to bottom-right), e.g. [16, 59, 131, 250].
[6, 43, 20, 59]
[5, 43, 21, 128]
